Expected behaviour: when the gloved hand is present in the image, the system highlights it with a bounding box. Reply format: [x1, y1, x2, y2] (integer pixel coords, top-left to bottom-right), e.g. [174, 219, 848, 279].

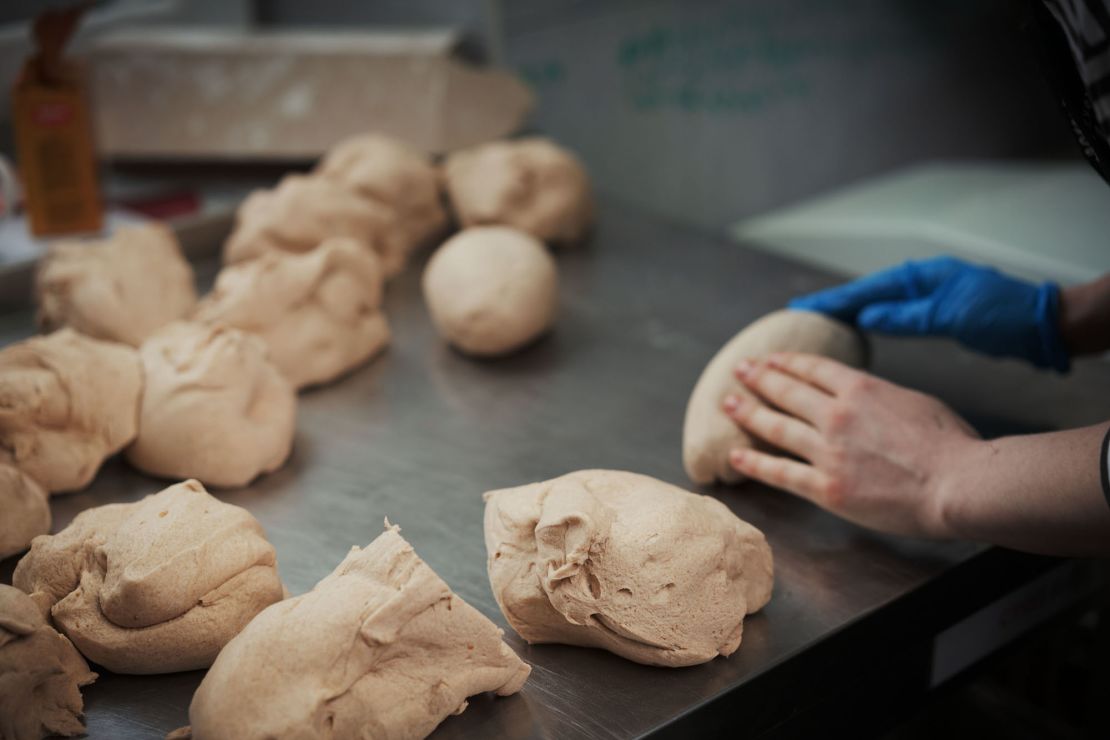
[788, 256, 1071, 372]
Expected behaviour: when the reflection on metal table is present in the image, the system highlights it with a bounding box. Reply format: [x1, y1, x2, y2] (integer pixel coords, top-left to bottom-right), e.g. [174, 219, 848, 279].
[2, 200, 1108, 739]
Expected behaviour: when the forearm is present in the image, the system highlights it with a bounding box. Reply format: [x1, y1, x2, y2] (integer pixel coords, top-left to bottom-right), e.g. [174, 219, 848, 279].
[1060, 274, 1110, 355]
[938, 423, 1110, 556]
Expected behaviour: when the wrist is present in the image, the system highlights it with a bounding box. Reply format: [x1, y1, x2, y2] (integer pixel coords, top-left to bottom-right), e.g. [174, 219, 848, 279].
[924, 436, 988, 540]
[1059, 274, 1110, 356]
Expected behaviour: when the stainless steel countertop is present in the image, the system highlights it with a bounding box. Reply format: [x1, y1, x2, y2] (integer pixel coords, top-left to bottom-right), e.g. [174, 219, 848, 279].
[3, 200, 1110, 739]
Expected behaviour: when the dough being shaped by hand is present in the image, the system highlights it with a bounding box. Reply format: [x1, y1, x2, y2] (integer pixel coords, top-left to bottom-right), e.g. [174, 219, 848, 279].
[484, 469, 773, 667]
[316, 133, 448, 254]
[0, 328, 142, 494]
[126, 322, 296, 488]
[223, 174, 410, 277]
[195, 237, 390, 389]
[0, 465, 50, 559]
[683, 309, 867, 485]
[185, 525, 530, 740]
[12, 480, 285, 674]
[0, 584, 96, 740]
[35, 224, 197, 346]
[422, 226, 558, 357]
[444, 137, 593, 246]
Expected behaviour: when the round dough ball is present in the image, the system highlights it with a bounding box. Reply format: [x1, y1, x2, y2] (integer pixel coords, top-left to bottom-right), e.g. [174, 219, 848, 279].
[443, 137, 594, 246]
[422, 226, 558, 357]
[35, 223, 197, 346]
[126, 322, 296, 488]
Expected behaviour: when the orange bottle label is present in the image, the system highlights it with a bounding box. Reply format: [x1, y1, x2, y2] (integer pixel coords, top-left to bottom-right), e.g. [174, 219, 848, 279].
[14, 78, 103, 236]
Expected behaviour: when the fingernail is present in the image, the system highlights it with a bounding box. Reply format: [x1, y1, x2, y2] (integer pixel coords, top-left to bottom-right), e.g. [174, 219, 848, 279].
[722, 394, 741, 411]
[735, 359, 754, 377]
[729, 448, 747, 465]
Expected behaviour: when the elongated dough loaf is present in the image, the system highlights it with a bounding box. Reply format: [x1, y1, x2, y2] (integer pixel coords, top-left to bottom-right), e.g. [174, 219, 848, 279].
[185, 525, 529, 740]
[484, 470, 773, 667]
[683, 309, 867, 485]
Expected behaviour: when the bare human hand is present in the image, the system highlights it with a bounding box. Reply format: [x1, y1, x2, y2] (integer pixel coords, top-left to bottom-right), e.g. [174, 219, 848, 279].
[723, 352, 980, 539]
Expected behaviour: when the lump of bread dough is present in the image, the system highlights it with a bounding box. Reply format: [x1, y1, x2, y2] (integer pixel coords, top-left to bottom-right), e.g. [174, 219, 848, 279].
[0, 585, 96, 740]
[12, 480, 285, 674]
[316, 133, 448, 252]
[35, 223, 197, 346]
[484, 469, 773, 667]
[683, 309, 867, 486]
[0, 328, 142, 494]
[185, 525, 529, 740]
[422, 226, 558, 357]
[444, 137, 593, 245]
[126, 322, 296, 488]
[0, 465, 50, 560]
[194, 237, 390, 390]
[224, 174, 412, 277]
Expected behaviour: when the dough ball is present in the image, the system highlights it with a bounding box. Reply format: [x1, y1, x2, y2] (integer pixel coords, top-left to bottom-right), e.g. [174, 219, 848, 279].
[224, 174, 412, 277]
[484, 469, 774, 667]
[0, 584, 97, 740]
[0, 465, 50, 560]
[422, 226, 558, 356]
[683, 309, 867, 485]
[35, 224, 197, 347]
[12, 480, 285, 674]
[0, 329, 142, 494]
[316, 133, 448, 252]
[444, 137, 593, 245]
[126, 322, 296, 488]
[195, 237, 391, 389]
[185, 525, 530, 740]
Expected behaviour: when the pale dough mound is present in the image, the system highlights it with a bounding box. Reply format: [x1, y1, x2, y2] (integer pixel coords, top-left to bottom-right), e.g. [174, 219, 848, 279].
[316, 133, 448, 255]
[126, 322, 296, 488]
[223, 174, 411, 277]
[0, 585, 96, 740]
[0, 465, 50, 560]
[484, 469, 773, 667]
[35, 223, 197, 346]
[195, 237, 391, 390]
[12, 480, 285, 674]
[444, 137, 594, 245]
[683, 309, 867, 485]
[0, 328, 142, 494]
[185, 525, 530, 740]
[422, 226, 558, 356]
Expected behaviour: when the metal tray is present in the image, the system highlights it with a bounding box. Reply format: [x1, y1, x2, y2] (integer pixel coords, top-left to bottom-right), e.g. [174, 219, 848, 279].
[3, 200, 1109, 739]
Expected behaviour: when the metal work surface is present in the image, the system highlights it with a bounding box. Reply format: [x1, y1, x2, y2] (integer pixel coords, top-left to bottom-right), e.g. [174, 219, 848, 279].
[3, 200, 1109, 739]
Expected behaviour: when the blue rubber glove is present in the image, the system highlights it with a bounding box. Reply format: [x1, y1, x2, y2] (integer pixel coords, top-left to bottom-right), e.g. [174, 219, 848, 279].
[788, 256, 1071, 372]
